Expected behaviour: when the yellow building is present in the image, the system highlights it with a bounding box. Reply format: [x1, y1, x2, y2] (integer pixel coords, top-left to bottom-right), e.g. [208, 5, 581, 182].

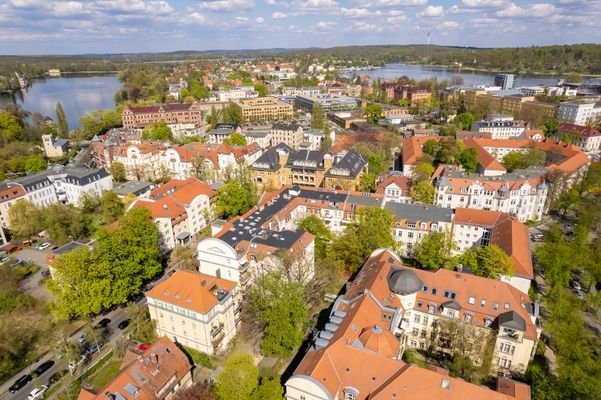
[250, 144, 367, 192]
[502, 95, 535, 116]
[234, 97, 293, 122]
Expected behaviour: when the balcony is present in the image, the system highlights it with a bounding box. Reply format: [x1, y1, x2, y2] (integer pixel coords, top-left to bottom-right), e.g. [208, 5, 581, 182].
[240, 271, 252, 286]
[211, 324, 225, 345]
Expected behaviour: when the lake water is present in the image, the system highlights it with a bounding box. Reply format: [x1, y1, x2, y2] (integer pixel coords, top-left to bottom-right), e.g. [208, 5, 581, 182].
[0, 74, 121, 129]
[357, 64, 561, 88]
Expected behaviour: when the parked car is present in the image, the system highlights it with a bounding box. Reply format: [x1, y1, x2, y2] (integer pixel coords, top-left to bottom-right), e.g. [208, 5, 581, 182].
[68, 355, 88, 372]
[571, 280, 582, 291]
[48, 369, 68, 385]
[22, 239, 32, 246]
[77, 333, 86, 344]
[118, 319, 130, 330]
[9, 375, 32, 393]
[33, 360, 55, 377]
[41, 269, 51, 278]
[28, 385, 48, 400]
[137, 343, 150, 351]
[576, 290, 585, 300]
[530, 232, 544, 242]
[97, 318, 111, 328]
[37, 242, 52, 251]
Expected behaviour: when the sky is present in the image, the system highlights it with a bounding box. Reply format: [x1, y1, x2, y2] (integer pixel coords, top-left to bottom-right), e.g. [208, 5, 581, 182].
[0, 0, 599, 55]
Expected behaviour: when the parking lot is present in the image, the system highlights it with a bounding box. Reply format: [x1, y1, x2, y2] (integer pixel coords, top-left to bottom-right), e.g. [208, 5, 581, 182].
[12, 247, 53, 301]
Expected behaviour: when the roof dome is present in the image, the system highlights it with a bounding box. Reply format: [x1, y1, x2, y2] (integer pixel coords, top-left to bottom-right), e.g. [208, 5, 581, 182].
[358, 326, 400, 358]
[388, 269, 423, 295]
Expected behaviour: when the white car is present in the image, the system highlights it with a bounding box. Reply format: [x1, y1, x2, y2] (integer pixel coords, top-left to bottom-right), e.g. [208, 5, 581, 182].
[28, 385, 48, 400]
[37, 242, 51, 251]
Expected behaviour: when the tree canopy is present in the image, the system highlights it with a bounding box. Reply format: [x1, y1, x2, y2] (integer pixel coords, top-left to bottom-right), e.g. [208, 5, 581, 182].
[297, 215, 332, 260]
[223, 132, 247, 146]
[412, 232, 455, 269]
[142, 121, 173, 141]
[410, 180, 435, 203]
[48, 207, 161, 319]
[248, 271, 308, 357]
[215, 354, 259, 400]
[331, 207, 396, 272]
[311, 103, 325, 129]
[215, 180, 255, 219]
[457, 245, 513, 278]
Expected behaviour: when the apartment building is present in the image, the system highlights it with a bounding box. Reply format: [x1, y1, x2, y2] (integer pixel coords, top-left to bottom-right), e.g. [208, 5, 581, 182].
[208, 123, 242, 145]
[560, 122, 601, 154]
[121, 103, 203, 129]
[250, 144, 367, 191]
[294, 94, 358, 113]
[385, 202, 454, 256]
[376, 174, 413, 204]
[395, 85, 433, 106]
[133, 178, 215, 252]
[147, 271, 240, 355]
[285, 248, 535, 400]
[281, 87, 320, 97]
[77, 336, 193, 400]
[270, 122, 304, 149]
[216, 86, 258, 102]
[558, 101, 601, 125]
[234, 97, 293, 122]
[494, 73, 515, 89]
[471, 115, 528, 139]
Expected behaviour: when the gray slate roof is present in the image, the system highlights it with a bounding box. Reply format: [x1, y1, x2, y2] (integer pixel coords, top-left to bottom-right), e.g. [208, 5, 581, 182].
[387, 268, 424, 295]
[384, 202, 453, 223]
[497, 310, 526, 331]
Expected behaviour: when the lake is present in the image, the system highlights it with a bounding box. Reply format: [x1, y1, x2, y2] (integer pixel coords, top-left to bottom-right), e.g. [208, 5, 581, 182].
[0, 74, 121, 129]
[356, 64, 561, 88]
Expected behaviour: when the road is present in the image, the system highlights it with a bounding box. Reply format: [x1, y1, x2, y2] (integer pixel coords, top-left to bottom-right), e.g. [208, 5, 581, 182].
[1, 259, 176, 400]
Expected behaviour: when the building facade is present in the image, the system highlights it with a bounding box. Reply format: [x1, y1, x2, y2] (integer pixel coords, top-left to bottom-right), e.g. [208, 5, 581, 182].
[121, 103, 203, 129]
[147, 271, 240, 355]
[558, 101, 601, 125]
[234, 97, 293, 122]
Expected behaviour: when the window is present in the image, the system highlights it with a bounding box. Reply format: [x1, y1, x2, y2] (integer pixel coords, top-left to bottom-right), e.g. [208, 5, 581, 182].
[493, 302, 499, 310]
[504, 303, 510, 309]
[412, 328, 419, 336]
[444, 291, 450, 298]
[500, 343, 516, 355]
[481, 299, 486, 307]
[414, 315, 421, 323]
[344, 393, 357, 400]
[422, 286, 428, 292]
[468, 296, 475, 305]
[431, 288, 437, 295]
[498, 357, 512, 369]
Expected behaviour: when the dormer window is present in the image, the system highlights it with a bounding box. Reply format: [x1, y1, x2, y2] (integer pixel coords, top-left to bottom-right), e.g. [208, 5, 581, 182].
[344, 387, 359, 400]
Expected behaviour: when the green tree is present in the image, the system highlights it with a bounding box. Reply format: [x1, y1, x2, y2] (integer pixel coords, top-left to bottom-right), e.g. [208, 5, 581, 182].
[457, 148, 478, 172]
[79, 109, 121, 139]
[142, 121, 173, 141]
[542, 118, 560, 138]
[364, 103, 383, 124]
[252, 378, 283, 400]
[8, 200, 43, 238]
[358, 173, 376, 192]
[110, 161, 126, 182]
[503, 152, 524, 173]
[458, 245, 513, 278]
[311, 103, 325, 129]
[24, 156, 47, 173]
[43, 204, 87, 244]
[410, 180, 435, 203]
[99, 190, 125, 223]
[412, 232, 455, 269]
[249, 271, 308, 357]
[223, 132, 247, 146]
[215, 354, 259, 400]
[456, 112, 475, 130]
[422, 140, 440, 157]
[331, 207, 396, 272]
[223, 102, 243, 124]
[413, 162, 435, 183]
[126, 302, 157, 343]
[254, 83, 267, 97]
[297, 215, 332, 260]
[0, 110, 23, 142]
[215, 180, 254, 219]
[48, 208, 160, 319]
[55, 102, 69, 137]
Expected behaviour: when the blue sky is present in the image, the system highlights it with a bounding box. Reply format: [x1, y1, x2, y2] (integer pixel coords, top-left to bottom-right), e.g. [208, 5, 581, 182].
[0, 0, 599, 55]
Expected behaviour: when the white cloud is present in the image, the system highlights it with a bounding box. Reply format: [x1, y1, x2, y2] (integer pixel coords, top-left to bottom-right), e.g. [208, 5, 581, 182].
[314, 20, 337, 30]
[361, 0, 426, 6]
[496, 2, 555, 17]
[288, 24, 303, 32]
[271, 11, 287, 18]
[439, 20, 460, 29]
[255, 16, 264, 23]
[188, 11, 207, 23]
[387, 12, 407, 23]
[349, 21, 383, 31]
[471, 17, 497, 26]
[462, 0, 508, 7]
[235, 16, 249, 21]
[418, 5, 444, 17]
[296, 0, 338, 12]
[340, 7, 370, 18]
[200, 0, 254, 12]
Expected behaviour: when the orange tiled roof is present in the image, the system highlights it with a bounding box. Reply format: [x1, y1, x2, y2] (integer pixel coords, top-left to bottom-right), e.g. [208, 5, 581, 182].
[134, 197, 187, 224]
[376, 175, 412, 194]
[150, 178, 215, 204]
[402, 136, 442, 165]
[77, 336, 192, 400]
[147, 270, 236, 315]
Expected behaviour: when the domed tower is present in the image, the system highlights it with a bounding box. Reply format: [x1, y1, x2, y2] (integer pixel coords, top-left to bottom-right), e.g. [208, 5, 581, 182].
[388, 268, 423, 310]
[357, 325, 400, 359]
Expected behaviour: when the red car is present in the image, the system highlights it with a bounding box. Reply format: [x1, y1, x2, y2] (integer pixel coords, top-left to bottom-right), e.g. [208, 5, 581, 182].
[137, 343, 150, 351]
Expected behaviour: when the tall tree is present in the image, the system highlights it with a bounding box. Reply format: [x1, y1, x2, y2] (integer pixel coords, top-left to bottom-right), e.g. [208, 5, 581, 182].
[110, 161, 126, 182]
[223, 132, 247, 146]
[249, 271, 309, 357]
[456, 112, 475, 130]
[7, 200, 43, 238]
[297, 215, 332, 260]
[413, 232, 456, 269]
[55, 102, 69, 137]
[311, 103, 325, 129]
[457, 245, 513, 278]
[215, 354, 259, 400]
[0, 110, 23, 142]
[331, 207, 396, 272]
[215, 180, 254, 219]
[410, 180, 435, 203]
[99, 190, 125, 223]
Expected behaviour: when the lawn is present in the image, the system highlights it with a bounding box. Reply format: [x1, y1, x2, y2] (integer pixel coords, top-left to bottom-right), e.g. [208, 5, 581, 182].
[87, 360, 122, 388]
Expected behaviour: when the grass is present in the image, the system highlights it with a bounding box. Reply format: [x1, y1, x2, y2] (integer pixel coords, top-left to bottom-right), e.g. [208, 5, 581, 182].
[87, 360, 122, 388]
[180, 345, 216, 369]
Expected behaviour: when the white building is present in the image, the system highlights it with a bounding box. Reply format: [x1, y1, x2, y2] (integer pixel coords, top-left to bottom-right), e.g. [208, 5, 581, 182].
[471, 115, 528, 140]
[434, 167, 548, 222]
[216, 86, 258, 102]
[559, 123, 601, 154]
[281, 87, 321, 97]
[46, 166, 113, 206]
[147, 270, 241, 355]
[558, 101, 601, 125]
